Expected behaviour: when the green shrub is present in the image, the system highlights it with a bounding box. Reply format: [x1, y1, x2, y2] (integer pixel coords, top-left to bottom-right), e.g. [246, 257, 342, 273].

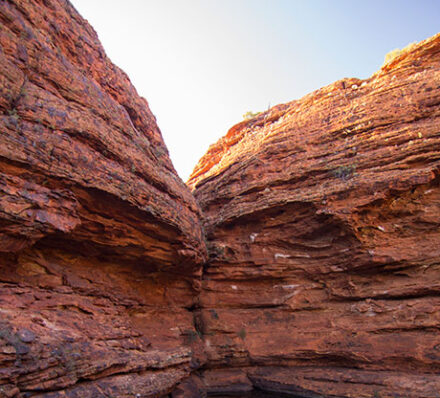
[242, 111, 260, 120]
[383, 41, 417, 65]
[332, 165, 356, 180]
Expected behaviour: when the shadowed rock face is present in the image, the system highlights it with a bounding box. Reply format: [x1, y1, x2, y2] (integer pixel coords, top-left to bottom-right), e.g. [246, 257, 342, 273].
[189, 34, 440, 397]
[0, 0, 206, 396]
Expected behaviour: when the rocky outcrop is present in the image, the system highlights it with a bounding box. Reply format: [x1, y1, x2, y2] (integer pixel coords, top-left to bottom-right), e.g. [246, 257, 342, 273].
[0, 0, 206, 396]
[189, 33, 440, 397]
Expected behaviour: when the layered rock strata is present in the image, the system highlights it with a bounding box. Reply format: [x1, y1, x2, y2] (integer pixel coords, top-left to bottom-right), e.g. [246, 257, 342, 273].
[2, 0, 440, 397]
[0, 0, 206, 396]
[189, 33, 440, 397]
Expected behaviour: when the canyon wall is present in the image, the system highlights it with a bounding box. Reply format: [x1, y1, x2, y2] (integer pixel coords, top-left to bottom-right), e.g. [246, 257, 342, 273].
[189, 34, 440, 397]
[2, 1, 440, 397]
[0, 0, 206, 396]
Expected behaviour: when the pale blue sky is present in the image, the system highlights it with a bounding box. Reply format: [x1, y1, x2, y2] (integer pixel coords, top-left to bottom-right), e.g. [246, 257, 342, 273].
[70, 0, 440, 180]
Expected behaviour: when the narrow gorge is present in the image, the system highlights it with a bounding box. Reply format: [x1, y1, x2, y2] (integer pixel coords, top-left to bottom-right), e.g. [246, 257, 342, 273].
[1, 1, 440, 397]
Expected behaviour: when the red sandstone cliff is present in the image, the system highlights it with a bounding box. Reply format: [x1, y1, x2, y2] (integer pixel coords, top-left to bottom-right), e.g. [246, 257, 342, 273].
[2, 1, 440, 397]
[0, 0, 206, 396]
[189, 34, 440, 397]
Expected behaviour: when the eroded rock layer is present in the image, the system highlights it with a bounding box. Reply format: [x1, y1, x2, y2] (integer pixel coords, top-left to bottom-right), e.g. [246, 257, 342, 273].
[0, 0, 206, 396]
[189, 34, 440, 397]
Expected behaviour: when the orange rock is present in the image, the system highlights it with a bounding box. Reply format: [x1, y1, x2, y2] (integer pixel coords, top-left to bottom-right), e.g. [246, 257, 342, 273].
[0, 0, 206, 396]
[190, 33, 440, 397]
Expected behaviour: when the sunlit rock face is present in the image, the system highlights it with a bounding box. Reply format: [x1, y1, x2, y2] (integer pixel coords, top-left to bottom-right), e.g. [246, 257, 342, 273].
[0, 0, 207, 396]
[189, 33, 440, 397]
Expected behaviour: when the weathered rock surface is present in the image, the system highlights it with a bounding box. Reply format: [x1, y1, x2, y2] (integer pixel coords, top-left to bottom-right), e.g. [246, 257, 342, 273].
[189, 33, 440, 397]
[2, 0, 440, 397]
[0, 0, 206, 396]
